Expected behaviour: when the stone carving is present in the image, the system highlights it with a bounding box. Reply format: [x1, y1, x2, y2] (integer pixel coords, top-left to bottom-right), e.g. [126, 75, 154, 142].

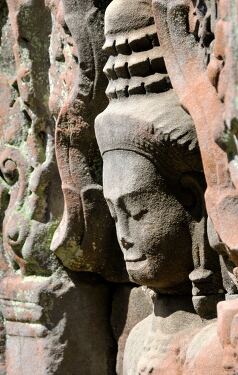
[152, 3, 238, 373]
[0, 0, 125, 279]
[1, 0, 238, 374]
[0, 3, 60, 372]
[0, 1, 152, 374]
[95, 0, 238, 373]
[0, 0, 60, 276]
[50, 0, 127, 282]
[152, 0, 238, 266]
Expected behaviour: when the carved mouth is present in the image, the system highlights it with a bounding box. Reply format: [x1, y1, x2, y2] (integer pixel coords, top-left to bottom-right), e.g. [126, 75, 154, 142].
[125, 255, 147, 272]
[124, 255, 146, 262]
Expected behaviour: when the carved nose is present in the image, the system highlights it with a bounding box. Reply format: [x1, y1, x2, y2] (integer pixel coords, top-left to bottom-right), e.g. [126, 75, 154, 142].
[121, 237, 134, 250]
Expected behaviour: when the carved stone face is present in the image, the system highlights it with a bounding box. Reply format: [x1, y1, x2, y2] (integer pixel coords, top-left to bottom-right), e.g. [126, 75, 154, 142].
[103, 149, 194, 290]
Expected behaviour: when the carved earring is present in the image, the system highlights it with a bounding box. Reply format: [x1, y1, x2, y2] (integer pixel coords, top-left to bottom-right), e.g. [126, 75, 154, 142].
[180, 174, 225, 318]
[189, 216, 225, 319]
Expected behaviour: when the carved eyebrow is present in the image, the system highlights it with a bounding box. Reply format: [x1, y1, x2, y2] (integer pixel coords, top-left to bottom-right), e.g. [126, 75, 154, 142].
[119, 190, 156, 207]
[105, 190, 152, 215]
[104, 191, 139, 205]
[119, 190, 148, 201]
[105, 195, 131, 216]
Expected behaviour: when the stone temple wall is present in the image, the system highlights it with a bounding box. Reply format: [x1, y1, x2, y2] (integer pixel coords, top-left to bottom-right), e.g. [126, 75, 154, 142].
[0, 1, 153, 374]
[1, 1, 238, 374]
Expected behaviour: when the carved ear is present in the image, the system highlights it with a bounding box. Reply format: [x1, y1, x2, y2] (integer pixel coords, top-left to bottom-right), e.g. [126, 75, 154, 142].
[80, 184, 112, 234]
[180, 173, 205, 221]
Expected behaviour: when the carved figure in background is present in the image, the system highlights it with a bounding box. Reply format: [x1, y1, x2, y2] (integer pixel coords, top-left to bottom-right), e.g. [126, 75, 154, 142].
[50, 0, 126, 281]
[152, 2, 238, 373]
[152, 0, 238, 266]
[95, 0, 231, 373]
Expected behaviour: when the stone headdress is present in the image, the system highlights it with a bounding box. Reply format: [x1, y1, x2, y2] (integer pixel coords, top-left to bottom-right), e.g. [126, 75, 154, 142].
[103, 0, 171, 98]
[95, 0, 202, 182]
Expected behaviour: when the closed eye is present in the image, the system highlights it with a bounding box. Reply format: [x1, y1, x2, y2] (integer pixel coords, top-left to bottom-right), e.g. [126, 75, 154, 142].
[132, 209, 148, 221]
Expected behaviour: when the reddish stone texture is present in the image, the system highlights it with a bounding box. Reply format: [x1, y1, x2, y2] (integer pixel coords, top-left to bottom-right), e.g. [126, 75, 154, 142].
[0, 0, 126, 278]
[133, 324, 224, 375]
[0, 0, 60, 275]
[2, 0, 238, 373]
[0, 2, 153, 374]
[153, 0, 238, 265]
[0, 273, 119, 375]
[217, 299, 238, 374]
[152, 2, 238, 373]
[50, 0, 127, 282]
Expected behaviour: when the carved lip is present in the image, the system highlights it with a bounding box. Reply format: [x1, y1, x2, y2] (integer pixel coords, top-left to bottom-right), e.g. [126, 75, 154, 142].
[125, 258, 148, 272]
[125, 255, 146, 262]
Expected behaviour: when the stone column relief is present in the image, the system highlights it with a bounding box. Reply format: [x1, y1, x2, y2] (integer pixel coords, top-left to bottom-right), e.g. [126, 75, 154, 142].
[1, 0, 238, 374]
[152, 0, 238, 373]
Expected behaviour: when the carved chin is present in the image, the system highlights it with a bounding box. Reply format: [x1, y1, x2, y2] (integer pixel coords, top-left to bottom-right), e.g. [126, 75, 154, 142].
[126, 258, 182, 289]
[126, 259, 159, 287]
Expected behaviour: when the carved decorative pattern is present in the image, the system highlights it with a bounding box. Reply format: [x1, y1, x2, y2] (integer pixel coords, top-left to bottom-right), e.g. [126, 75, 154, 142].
[50, 0, 127, 281]
[0, 0, 127, 280]
[153, 0, 238, 266]
[0, 0, 60, 276]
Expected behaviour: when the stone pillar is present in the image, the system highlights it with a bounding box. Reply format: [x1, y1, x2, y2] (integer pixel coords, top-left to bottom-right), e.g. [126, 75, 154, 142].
[0, 273, 116, 375]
